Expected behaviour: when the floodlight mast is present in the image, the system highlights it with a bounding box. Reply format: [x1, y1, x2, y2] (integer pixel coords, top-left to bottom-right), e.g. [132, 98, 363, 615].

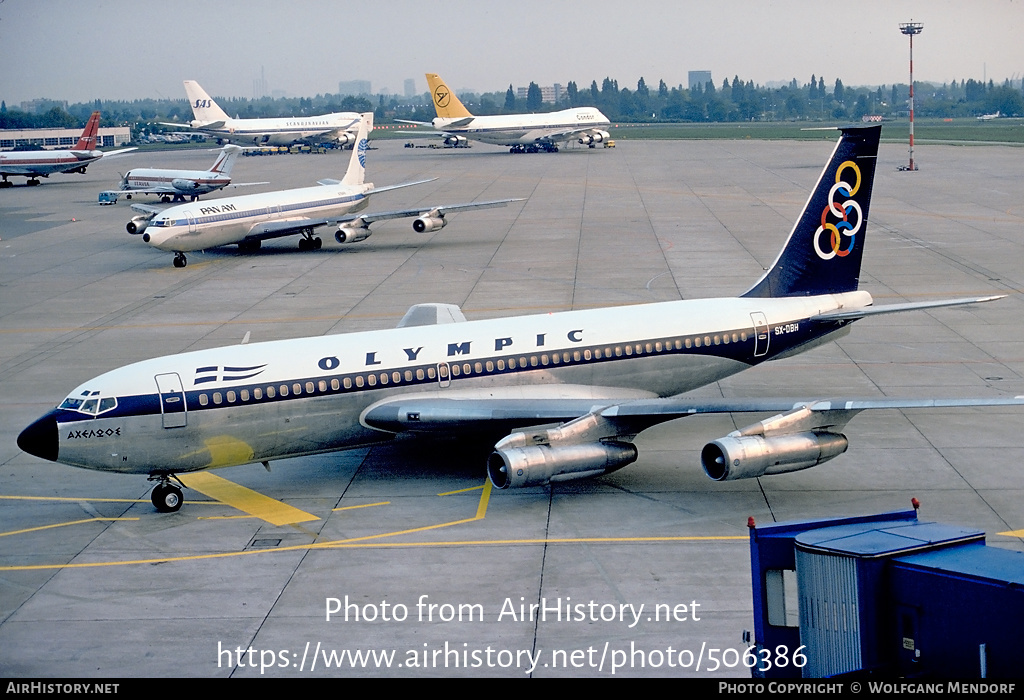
[899, 22, 924, 171]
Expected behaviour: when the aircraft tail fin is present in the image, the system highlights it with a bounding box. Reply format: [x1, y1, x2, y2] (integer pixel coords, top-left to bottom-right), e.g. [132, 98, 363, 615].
[209, 145, 242, 175]
[341, 113, 372, 186]
[73, 112, 101, 151]
[425, 73, 473, 120]
[183, 80, 231, 123]
[742, 125, 881, 298]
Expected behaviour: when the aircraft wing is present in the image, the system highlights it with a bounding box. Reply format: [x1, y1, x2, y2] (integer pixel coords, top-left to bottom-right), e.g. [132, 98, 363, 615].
[224, 181, 270, 189]
[346, 198, 524, 225]
[242, 196, 522, 242]
[361, 392, 1024, 436]
[99, 147, 138, 159]
[362, 390, 1024, 486]
[129, 203, 165, 216]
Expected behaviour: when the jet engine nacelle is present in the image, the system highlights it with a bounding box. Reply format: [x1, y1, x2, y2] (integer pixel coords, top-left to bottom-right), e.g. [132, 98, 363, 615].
[126, 216, 150, 235]
[334, 225, 371, 244]
[487, 441, 638, 489]
[412, 216, 446, 233]
[700, 431, 849, 481]
[443, 135, 468, 146]
[335, 132, 356, 147]
[578, 130, 611, 146]
[171, 178, 199, 191]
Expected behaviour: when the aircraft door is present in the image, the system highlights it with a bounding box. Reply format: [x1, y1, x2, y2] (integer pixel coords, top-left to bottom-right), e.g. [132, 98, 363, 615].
[155, 373, 187, 428]
[751, 312, 770, 358]
[184, 211, 197, 234]
[437, 362, 451, 388]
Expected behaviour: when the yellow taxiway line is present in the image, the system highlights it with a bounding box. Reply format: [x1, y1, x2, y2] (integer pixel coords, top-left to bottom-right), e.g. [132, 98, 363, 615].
[179, 472, 319, 526]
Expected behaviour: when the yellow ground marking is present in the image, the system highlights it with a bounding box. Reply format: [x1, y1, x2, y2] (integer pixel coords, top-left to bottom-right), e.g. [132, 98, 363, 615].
[333, 501, 390, 512]
[178, 472, 318, 526]
[0, 495, 146, 504]
[997, 529, 1024, 537]
[0, 479, 742, 572]
[0, 518, 138, 537]
[438, 485, 485, 496]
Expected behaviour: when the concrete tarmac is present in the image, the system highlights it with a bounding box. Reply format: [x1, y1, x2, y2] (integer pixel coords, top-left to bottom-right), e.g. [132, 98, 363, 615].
[1, 136, 1022, 677]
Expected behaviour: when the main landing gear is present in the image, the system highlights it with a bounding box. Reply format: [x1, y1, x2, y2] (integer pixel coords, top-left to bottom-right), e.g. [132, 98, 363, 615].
[509, 144, 559, 154]
[173, 252, 188, 268]
[149, 475, 185, 513]
[297, 230, 322, 251]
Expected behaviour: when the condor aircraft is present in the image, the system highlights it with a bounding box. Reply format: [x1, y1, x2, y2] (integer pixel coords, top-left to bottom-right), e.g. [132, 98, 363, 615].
[126, 114, 520, 267]
[164, 80, 363, 147]
[400, 73, 612, 153]
[100, 145, 266, 203]
[0, 112, 136, 187]
[19, 125, 1023, 512]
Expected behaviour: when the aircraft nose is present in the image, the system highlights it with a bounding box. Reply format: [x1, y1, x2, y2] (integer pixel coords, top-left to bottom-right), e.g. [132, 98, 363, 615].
[18, 411, 59, 462]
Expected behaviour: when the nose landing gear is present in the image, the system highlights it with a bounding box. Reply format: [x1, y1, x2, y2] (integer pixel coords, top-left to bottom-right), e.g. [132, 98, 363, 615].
[149, 475, 185, 513]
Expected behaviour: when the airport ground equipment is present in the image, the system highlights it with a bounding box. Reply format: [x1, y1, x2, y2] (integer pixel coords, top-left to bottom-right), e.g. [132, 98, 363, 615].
[748, 506, 1024, 678]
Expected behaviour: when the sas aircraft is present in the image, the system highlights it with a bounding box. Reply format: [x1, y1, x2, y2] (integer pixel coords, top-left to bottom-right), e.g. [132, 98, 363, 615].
[125, 114, 521, 267]
[0, 112, 136, 187]
[18, 124, 1024, 512]
[100, 145, 266, 203]
[165, 80, 363, 147]
[400, 73, 612, 153]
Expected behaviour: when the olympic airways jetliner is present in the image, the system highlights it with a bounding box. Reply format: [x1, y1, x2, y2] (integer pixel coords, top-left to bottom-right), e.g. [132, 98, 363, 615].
[100, 145, 267, 204]
[163, 80, 363, 147]
[126, 114, 521, 267]
[0, 112, 136, 187]
[399, 73, 612, 153]
[18, 125, 1023, 513]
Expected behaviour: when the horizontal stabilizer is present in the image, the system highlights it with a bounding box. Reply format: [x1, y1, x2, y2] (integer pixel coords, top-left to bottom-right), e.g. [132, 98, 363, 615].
[396, 303, 467, 328]
[812, 295, 1006, 322]
[365, 178, 437, 195]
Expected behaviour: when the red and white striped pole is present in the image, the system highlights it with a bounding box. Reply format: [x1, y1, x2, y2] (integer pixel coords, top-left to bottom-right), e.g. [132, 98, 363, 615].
[900, 22, 923, 171]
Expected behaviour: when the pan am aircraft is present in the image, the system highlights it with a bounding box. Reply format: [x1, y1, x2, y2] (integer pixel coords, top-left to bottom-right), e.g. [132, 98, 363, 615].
[163, 80, 362, 147]
[0, 112, 136, 187]
[18, 125, 1023, 512]
[125, 114, 521, 267]
[399, 73, 612, 153]
[100, 145, 267, 203]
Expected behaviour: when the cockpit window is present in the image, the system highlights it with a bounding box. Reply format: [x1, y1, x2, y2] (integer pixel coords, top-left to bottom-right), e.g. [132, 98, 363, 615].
[59, 394, 117, 416]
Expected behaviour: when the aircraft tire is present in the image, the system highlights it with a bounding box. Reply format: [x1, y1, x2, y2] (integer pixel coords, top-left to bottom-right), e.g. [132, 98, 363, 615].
[151, 483, 183, 513]
[313, 237, 322, 250]
[173, 253, 187, 268]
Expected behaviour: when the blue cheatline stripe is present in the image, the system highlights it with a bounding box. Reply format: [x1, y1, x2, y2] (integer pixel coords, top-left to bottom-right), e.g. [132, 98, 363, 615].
[57, 318, 842, 423]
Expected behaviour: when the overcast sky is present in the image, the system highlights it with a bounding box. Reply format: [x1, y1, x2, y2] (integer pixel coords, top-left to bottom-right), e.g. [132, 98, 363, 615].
[2, 0, 1023, 105]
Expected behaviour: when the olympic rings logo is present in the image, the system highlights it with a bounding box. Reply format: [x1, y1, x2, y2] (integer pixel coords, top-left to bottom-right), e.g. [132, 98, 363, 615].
[813, 160, 863, 260]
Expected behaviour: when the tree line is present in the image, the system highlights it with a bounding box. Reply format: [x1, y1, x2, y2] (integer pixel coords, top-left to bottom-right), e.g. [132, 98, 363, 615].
[2, 74, 1023, 132]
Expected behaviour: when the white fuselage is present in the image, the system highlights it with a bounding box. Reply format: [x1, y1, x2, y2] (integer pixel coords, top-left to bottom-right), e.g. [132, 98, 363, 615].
[142, 181, 373, 252]
[195, 113, 360, 146]
[0, 149, 100, 177]
[433, 108, 610, 146]
[41, 291, 869, 475]
[124, 167, 231, 196]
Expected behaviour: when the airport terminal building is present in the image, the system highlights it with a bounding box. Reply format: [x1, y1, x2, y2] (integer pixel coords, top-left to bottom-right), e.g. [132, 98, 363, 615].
[0, 125, 132, 150]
